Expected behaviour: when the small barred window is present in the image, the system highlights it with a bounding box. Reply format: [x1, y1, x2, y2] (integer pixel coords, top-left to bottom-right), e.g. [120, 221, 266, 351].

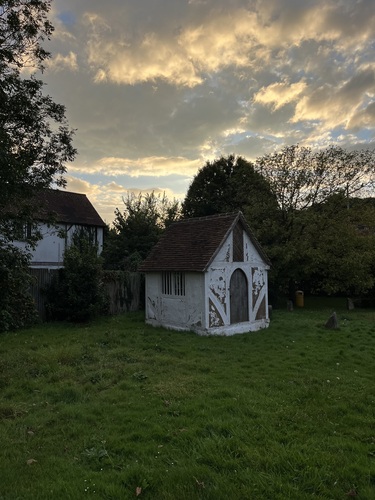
[162, 272, 186, 296]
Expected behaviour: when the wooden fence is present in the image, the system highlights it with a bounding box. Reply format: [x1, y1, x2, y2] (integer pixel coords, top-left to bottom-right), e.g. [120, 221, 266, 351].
[29, 268, 143, 320]
[103, 271, 144, 315]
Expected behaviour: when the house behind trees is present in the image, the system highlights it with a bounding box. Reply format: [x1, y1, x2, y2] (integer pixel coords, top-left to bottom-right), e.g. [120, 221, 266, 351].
[12, 189, 106, 269]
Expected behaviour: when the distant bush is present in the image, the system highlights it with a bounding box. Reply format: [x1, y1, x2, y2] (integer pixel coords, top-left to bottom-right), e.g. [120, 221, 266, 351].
[45, 229, 109, 322]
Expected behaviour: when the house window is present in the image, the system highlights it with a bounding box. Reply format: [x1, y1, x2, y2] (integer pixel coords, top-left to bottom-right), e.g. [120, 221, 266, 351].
[11, 221, 33, 241]
[24, 223, 32, 240]
[162, 272, 186, 296]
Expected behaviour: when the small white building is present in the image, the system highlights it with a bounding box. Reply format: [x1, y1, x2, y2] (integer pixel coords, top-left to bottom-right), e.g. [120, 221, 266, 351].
[13, 189, 106, 269]
[139, 212, 271, 335]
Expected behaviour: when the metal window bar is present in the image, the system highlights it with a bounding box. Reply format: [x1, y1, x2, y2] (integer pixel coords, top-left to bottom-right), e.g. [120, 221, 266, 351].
[162, 272, 185, 296]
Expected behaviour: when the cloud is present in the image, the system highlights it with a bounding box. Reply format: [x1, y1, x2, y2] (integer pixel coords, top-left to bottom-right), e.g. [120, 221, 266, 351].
[347, 101, 375, 130]
[47, 51, 78, 72]
[84, 8, 259, 87]
[254, 81, 307, 110]
[291, 68, 375, 129]
[68, 156, 202, 177]
[43, 0, 375, 218]
[79, 1, 375, 89]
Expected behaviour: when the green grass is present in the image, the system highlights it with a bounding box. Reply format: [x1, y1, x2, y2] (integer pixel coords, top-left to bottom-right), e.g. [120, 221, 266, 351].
[0, 298, 374, 499]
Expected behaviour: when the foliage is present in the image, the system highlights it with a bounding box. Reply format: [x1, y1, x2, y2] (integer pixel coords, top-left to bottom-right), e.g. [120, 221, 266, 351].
[0, 303, 374, 498]
[182, 147, 375, 299]
[253, 145, 375, 297]
[0, 241, 38, 331]
[0, 0, 76, 239]
[300, 195, 375, 295]
[45, 229, 108, 322]
[255, 145, 375, 214]
[182, 154, 278, 239]
[0, 0, 76, 329]
[102, 191, 181, 270]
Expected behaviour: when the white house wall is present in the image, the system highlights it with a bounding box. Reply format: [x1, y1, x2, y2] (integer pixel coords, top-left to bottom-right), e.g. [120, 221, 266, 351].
[13, 223, 104, 268]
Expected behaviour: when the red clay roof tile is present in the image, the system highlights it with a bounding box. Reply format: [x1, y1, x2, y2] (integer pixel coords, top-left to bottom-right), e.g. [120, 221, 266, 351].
[139, 211, 270, 272]
[35, 189, 106, 227]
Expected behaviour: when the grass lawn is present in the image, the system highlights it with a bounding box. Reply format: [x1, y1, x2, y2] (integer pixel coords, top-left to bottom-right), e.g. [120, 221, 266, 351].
[0, 297, 374, 499]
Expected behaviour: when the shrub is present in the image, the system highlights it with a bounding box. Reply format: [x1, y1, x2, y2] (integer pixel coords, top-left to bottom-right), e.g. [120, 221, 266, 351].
[0, 242, 38, 332]
[45, 229, 109, 322]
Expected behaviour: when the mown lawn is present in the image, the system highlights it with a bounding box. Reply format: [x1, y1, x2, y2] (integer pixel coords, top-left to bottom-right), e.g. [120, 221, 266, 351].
[0, 298, 374, 499]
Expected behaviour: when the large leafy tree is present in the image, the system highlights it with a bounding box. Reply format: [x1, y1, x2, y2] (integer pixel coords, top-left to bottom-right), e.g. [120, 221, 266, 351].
[0, 0, 76, 330]
[182, 155, 278, 241]
[303, 196, 375, 296]
[182, 148, 375, 300]
[102, 192, 181, 271]
[0, 0, 76, 237]
[254, 145, 375, 297]
[255, 145, 375, 217]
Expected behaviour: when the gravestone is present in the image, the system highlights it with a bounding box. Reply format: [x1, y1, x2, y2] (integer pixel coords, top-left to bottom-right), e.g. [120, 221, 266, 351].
[347, 298, 355, 310]
[325, 311, 339, 329]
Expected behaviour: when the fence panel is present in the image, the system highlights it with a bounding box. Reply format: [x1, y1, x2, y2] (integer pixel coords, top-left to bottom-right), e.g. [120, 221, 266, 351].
[103, 272, 143, 315]
[29, 269, 143, 320]
[29, 268, 58, 321]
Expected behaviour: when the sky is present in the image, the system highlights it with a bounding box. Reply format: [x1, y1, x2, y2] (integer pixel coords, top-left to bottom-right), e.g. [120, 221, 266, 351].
[42, 0, 375, 224]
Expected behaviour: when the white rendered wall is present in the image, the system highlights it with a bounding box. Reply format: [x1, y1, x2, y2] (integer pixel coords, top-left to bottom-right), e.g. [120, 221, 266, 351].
[204, 231, 269, 335]
[145, 272, 205, 331]
[13, 223, 104, 268]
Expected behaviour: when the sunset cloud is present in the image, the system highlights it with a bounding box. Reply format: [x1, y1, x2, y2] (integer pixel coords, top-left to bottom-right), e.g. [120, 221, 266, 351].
[68, 156, 202, 178]
[43, 0, 375, 222]
[254, 81, 307, 111]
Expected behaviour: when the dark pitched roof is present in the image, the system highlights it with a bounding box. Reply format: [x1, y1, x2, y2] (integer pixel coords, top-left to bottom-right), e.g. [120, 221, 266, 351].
[34, 189, 106, 227]
[139, 211, 270, 272]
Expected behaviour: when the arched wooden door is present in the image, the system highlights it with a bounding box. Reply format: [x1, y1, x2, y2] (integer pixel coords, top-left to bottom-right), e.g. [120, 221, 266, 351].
[230, 269, 249, 324]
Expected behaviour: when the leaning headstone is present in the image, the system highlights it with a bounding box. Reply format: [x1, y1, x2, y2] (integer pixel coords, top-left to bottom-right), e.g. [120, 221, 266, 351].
[325, 311, 339, 329]
[287, 300, 293, 312]
[347, 298, 355, 310]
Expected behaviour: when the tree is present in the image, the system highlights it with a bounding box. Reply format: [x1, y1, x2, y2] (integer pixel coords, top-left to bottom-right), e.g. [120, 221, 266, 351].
[255, 145, 375, 217]
[254, 145, 375, 297]
[182, 148, 375, 300]
[102, 192, 181, 270]
[0, 1, 76, 330]
[0, 0, 76, 227]
[302, 195, 375, 295]
[45, 229, 108, 322]
[182, 155, 278, 240]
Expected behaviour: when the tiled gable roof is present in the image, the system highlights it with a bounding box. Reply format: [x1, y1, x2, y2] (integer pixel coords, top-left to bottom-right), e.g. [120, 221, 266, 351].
[139, 211, 270, 272]
[35, 189, 106, 227]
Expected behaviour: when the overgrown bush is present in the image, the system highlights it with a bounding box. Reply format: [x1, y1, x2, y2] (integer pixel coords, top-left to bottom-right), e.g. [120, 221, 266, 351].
[0, 242, 38, 332]
[45, 230, 109, 322]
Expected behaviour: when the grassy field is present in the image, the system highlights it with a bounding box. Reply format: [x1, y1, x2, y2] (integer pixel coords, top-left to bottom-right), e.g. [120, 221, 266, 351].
[0, 297, 374, 499]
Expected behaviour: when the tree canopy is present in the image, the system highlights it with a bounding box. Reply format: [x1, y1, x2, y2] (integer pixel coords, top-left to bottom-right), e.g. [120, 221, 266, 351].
[0, 0, 76, 330]
[253, 145, 375, 297]
[0, 0, 76, 242]
[254, 145, 375, 215]
[102, 192, 181, 271]
[182, 154, 278, 240]
[182, 147, 375, 300]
